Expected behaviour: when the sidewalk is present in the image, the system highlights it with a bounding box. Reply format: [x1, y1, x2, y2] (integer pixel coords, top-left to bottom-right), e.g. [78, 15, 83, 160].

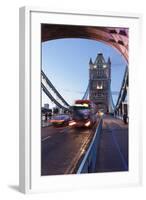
[96, 115, 128, 172]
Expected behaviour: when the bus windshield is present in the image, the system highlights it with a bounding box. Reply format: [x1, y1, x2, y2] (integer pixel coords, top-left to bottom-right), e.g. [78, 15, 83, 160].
[72, 106, 90, 120]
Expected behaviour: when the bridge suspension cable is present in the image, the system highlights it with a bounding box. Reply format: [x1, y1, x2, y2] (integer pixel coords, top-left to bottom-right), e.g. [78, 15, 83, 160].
[41, 70, 70, 110]
[115, 66, 128, 111]
[82, 83, 89, 100]
[41, 83, 69, 110]
[108, 89, 115, 113]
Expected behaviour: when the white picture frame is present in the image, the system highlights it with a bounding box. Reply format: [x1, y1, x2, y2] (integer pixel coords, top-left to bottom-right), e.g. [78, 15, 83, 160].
[19, 6, 142, 194]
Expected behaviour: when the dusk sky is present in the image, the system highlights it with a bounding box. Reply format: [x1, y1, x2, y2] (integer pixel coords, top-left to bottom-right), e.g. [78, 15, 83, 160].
[42, 38, 127, 108]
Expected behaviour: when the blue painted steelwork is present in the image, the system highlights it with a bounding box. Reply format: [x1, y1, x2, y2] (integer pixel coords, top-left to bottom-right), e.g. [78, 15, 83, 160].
[108, 89, 115, 113]
[77, 118, 102, 173]
[41, 70, 70, 107]
[82, 83, 89, 100]
[41, 82, 69, 111]
[115, 66, 128, 110]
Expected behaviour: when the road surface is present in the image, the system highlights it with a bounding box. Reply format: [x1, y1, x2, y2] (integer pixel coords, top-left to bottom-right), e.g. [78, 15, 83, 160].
[41, 115, 128, 175]
[41, 123, 97, 175]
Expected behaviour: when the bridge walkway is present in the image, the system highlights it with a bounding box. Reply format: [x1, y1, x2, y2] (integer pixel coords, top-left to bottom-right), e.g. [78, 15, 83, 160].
[96, 115, 128, 172]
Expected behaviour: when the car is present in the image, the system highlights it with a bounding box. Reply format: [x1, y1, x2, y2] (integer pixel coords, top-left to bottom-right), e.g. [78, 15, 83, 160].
[50, 114, 71, 127]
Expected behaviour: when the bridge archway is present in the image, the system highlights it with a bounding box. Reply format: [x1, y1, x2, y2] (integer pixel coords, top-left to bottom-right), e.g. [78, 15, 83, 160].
[41, 24, 128, 63]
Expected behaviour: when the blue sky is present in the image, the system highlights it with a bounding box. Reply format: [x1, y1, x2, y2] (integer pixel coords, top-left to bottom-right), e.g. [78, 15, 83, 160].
[42, 38, 127, 108]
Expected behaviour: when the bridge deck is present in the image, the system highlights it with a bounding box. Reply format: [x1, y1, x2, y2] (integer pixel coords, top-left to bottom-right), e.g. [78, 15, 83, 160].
[41, 122, 98, 175]
[41, 115, 128, 175]
[96, 115, 128, 172]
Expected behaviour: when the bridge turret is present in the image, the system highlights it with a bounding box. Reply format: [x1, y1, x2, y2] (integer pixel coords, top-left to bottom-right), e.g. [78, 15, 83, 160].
[89, 58, 93, 65]
[89, 58, 93, 69]
[108, 57, 111, 65]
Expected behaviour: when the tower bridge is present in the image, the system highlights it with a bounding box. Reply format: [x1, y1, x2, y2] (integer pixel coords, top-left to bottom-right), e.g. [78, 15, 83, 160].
[41, 25, 128, 175]
[41, 52, 128, 175]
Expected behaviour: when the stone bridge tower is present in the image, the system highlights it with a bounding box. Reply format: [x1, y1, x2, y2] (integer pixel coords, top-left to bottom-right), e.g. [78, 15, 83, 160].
[89, 53, 111, 113]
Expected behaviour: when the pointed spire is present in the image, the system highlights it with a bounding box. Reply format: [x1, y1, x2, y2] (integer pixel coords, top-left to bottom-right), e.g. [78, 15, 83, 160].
[108, 57, 111, 64]
[89, 58, 93, 65]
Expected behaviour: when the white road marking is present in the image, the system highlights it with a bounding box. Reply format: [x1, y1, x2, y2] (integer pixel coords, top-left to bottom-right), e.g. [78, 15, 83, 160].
[42, 135, 51, 142]
[42, 126, 70, 141]
[60, 130, 65, 133]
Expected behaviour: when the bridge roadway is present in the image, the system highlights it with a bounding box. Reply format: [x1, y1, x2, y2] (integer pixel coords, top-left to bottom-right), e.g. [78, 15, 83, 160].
[96, 115, 128, 172]
[41, 115, 128, 175]
[41, 121, 98, 175]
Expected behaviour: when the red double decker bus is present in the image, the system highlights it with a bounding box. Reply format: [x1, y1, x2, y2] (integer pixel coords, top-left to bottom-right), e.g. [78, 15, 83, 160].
[69, 100, 97, 128]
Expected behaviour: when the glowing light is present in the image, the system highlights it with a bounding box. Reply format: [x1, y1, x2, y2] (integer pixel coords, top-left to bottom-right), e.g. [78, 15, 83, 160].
[103, 64, 107, 68]
[80, 148, 85, 154]
[93, 65, 97, 69]
[50, 120, 64, 123]
[82, 103, 89, 107]
[97, 85, 103, 89]
[85, 121, 91, 127]
[69, 121, 76, 126]
[98, 111, 104, 116]
[74, 104, 89, 107]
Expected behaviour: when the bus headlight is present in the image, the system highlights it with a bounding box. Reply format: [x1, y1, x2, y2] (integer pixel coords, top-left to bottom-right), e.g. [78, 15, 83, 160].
[85, 121, 91, 127]
[69, 121, 76, 126]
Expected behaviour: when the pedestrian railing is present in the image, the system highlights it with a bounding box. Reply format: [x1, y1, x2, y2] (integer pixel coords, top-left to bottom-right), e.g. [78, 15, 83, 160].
[77, 118, 103, 174]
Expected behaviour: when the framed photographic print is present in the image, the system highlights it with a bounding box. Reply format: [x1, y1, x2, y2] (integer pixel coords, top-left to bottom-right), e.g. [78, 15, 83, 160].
[19, 7, 142, 193]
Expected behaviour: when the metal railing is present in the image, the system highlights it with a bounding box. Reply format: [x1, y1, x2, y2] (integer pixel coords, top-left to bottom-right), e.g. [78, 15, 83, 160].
[77, 118, 103, 173]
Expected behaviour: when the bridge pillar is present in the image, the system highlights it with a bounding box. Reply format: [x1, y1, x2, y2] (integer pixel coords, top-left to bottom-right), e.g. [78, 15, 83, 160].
[116, 106, 122, 119]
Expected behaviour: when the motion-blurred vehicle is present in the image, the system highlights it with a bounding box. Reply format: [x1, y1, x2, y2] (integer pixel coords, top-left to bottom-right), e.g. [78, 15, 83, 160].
[69, 100, 97, 128]
[50, 114, 71, 127]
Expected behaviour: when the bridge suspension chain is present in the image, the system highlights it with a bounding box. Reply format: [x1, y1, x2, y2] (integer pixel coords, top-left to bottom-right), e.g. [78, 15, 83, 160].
[82, 83, 89, 100]
[115, 66, 128, 111]
[41, 83, 69, 111]
[41, 70, 70, 110]
[108, 89, 115, 113]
